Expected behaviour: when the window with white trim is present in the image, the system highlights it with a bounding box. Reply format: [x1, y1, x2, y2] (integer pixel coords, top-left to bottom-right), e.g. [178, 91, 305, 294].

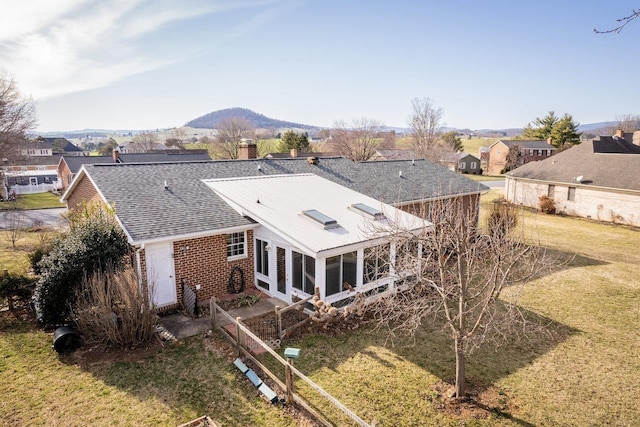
[568, 187, 576, 201]
[326, 251, 357, 296]
[255, 239, 269, 276]
[292, 251, 315, 294]
[471, 161, 477, 169]
[363, 244, 390, 283]
[226, 232, 246, 259]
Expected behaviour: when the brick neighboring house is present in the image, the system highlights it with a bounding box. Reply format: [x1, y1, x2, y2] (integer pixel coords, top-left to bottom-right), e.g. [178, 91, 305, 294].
[487, 139, 556, 175]
[62, 143, 487, 312]
[505, 130, 640, 226]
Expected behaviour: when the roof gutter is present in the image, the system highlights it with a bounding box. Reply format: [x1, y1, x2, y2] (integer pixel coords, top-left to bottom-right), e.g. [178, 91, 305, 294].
[128, 223, 260, 247]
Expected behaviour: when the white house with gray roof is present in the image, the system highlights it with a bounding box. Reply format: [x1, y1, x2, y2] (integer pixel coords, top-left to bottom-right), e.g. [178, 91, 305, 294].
[61, 153, 486, 311]
[505, 131, 640, 226]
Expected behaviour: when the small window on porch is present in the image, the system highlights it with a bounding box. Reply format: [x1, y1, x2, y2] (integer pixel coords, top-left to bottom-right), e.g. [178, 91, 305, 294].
[326, 251, 357, 296]
[292, 251, 315, 295]
[363, 244, 390, 284]
[256, 239, 269, 276]
[568, 186, 576, 201]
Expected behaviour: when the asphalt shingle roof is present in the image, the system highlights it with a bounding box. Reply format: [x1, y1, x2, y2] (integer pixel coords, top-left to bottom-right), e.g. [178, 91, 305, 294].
[507, 139, 640, 191]
[79, 157, 486, 243]
[496, 140, 557, 150]
[62, 151, 212, 174]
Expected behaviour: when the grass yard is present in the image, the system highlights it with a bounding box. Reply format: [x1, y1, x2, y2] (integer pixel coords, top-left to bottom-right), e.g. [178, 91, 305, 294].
[1, 192, 639, 426]
[0, 192, 65, 210]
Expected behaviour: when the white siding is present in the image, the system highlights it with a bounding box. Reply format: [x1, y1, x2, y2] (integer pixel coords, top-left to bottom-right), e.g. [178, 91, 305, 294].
[505, 177, 640, 226]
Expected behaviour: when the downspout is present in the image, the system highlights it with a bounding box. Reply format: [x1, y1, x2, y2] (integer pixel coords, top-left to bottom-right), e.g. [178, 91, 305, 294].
[136, 243, 145, 296]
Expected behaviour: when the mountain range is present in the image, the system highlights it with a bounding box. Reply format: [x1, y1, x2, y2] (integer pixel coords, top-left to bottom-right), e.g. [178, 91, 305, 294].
[33, 107, 618, 137]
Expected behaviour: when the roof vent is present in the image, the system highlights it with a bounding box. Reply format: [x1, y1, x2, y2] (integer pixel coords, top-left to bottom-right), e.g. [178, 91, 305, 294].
[399, 170, 403, 178]
[301, 209, 338, 229]
[349, 203, 385, 221]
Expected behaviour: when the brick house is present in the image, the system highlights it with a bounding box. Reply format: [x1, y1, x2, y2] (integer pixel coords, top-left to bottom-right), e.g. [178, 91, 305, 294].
[505, 131, 640, 226]
[62, 142, 486, 311]
[487, 139, 556, 175]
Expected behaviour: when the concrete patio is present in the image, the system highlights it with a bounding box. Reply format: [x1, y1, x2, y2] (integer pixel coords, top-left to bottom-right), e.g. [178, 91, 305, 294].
[158, 295, 286, 340]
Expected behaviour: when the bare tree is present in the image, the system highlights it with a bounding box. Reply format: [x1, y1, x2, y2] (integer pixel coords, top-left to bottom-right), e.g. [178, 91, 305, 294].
[0, 71, 37, 161]
[3, 203, 26, 250]
[213, 117, 255, 159]
[594, 9, 640, 33]
[366, 197, 544, 398]
[132, 132, 158, 152]
[331, 118, 385, 161]
[407, 97, 444, 157]
[603, 114, 640, 135]
[165, 127, 189, 148]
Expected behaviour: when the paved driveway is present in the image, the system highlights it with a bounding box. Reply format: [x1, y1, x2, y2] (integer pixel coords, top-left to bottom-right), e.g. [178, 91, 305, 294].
[0, 208, 67, 230]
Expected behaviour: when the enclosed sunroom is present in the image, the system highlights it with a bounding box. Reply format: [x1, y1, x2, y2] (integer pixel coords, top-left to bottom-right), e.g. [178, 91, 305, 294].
[204, 174, 430, 306]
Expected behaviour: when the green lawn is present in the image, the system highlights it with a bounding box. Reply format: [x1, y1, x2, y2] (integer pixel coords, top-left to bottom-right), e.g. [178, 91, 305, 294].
[0, 192, 65, 210]
[1, 194, 639, 426]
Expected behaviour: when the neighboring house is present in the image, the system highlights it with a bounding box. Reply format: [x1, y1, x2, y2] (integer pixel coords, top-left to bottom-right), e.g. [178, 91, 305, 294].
[62, 144, 487, 312]
[57, 149, 211, 189]
[264, 149, 332, 159]
[117, 141, 172, 153]
[440, 152, 482, 174]
[371, 149, 418, 161]
[2, 154, 63, 195]
[505, 131, 640, 226]
[487, 139, 556, 175]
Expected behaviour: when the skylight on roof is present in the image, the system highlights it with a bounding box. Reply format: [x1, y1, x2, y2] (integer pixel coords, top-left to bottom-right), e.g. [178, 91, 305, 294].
[350, 203, 385, 220]
[302, 209, 339, 229]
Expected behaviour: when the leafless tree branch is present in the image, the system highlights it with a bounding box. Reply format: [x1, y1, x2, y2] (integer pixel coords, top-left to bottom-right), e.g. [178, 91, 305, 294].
[594, 9, 640, 34]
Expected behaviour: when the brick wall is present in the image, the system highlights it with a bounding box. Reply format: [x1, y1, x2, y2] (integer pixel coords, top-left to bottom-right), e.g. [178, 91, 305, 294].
[65, 174, 102, 209]
[171, 230, 255, 306]
[398, 194, 480, 224]
[57, 161, 73, 188]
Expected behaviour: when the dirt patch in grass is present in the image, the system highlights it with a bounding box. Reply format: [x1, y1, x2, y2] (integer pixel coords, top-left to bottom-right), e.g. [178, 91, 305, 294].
[433, 379, 515, 421]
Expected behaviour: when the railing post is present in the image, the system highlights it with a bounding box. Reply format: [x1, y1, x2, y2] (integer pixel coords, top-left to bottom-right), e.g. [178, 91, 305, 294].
[210, 298, 216, 329]
[236, 316, 243, 357]
[275, 305, 281, 340]
[285, 359, 294, 403]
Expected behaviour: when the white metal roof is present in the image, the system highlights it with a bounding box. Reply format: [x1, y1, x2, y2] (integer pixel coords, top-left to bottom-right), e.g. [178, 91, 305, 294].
[6, 169, 57, 177]
[203, 174, 429, 257]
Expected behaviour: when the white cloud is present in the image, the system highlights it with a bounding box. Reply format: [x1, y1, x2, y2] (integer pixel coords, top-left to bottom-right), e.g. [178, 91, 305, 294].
[0, 0, 286, 99]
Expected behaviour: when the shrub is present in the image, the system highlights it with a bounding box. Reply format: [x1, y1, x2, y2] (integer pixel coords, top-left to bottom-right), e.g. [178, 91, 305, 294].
[71, 264, 157, 348]
[0, 273, 36, 310]
[33, 203, 131, 325]
[539, 195, 556, 214]
[487, 198, 518, 240]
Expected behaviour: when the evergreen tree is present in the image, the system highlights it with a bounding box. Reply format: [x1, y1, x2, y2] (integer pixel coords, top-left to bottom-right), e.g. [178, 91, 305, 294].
[441, 131, 464, 152]
[522, 111, 581, 148]
[279, 130, 310, 152]
[551, 114, 581, 148]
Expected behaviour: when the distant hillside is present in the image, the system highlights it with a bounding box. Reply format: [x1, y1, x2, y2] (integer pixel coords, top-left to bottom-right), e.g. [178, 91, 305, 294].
[186, 108, 317, 130]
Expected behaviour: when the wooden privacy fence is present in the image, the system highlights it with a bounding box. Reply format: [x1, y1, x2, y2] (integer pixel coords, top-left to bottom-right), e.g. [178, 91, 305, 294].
[210, 298, 371, 427]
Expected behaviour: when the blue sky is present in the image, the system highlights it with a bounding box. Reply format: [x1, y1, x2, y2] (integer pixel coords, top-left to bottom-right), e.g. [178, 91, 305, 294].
[1, 0, 639, 132]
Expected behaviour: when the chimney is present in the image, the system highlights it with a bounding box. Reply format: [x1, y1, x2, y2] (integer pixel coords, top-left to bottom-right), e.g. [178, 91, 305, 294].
[238, 139, 257, 160]
[546, 137, 553, 145]
[633, 130, 640, 146]
[112, 149, 119, 162]
[290, 148, 298, 158]
[615, 129, 624, 139]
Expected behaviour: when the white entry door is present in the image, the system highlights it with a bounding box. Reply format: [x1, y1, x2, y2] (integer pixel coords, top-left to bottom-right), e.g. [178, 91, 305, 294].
[145, 242, 177, 307]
